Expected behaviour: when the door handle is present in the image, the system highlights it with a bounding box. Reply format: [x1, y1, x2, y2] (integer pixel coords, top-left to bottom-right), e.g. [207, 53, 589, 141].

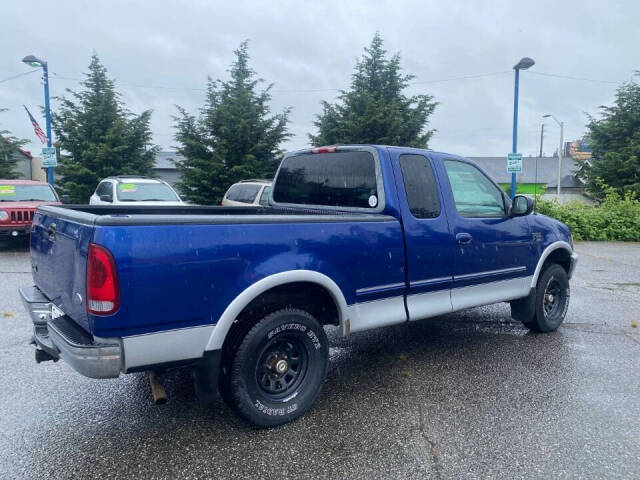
[456, 232, 472, 245]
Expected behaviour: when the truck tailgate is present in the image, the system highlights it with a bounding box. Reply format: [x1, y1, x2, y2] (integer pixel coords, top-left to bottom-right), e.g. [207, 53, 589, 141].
[30, 209, 95, 333]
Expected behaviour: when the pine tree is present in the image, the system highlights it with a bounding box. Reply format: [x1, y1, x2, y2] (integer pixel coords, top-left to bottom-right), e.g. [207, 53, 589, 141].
[52, 54, 157, 202]
[310, 33, 437, 147]
[174, 41, 290, 204]
[0, 109, 26, 179]
[581, 77, 640, 199]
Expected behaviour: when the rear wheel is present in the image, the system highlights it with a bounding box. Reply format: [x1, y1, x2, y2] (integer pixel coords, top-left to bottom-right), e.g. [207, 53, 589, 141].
[221, 308, 328, 428]
[524, 264, 570, 333]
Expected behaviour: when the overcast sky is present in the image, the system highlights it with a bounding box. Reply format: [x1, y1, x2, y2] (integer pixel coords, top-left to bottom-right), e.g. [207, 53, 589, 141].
[1, 0, 638, 160]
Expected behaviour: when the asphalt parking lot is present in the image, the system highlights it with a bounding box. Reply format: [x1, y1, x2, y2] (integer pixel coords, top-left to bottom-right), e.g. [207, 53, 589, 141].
[1, 240, 639, 479]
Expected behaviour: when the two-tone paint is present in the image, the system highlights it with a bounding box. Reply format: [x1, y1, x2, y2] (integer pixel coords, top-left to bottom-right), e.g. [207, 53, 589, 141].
[28, 145, 576, 373]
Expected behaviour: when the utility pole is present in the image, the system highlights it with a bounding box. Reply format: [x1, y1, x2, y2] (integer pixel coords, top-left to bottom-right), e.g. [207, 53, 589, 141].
[557, 121, 564, 200]
[535, 123, 544, 211]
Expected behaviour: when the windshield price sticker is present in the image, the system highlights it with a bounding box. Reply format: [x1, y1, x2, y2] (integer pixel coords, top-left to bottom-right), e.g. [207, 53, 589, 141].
[0, 185, 16, 196]
[119, 183, 137, 192]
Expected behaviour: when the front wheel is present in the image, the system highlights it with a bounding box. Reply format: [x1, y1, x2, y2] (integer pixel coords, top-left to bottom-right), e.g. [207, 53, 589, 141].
[223, 308, 328, 428]
[524, 264, 570, 333]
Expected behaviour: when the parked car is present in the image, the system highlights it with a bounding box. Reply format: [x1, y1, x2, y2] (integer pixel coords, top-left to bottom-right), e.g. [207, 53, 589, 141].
[0, 179, 60, 238]
[20, 145, 577, 428]
[221, 179, 272, 206]
[89, 176, 184, 206]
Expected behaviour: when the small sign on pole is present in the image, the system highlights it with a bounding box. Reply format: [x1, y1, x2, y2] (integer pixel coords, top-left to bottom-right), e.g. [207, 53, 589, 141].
[507, 153, 523, 173]
[42, 147, 57, 167]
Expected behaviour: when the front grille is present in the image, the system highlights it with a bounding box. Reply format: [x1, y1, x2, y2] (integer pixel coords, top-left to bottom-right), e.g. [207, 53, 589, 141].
[9, 210, 34, 223]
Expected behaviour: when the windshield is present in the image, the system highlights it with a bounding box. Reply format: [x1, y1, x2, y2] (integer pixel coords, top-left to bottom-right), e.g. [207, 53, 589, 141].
[0, 184, 57, 202]
[116, 182, 179, 202]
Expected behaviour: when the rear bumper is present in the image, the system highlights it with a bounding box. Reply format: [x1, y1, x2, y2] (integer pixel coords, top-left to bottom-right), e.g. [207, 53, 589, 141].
[19, 285, 122, 379]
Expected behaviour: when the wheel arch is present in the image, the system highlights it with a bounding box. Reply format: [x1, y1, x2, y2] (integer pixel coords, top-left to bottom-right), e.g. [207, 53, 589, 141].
[205, 270, 349, 351]
[531, 241, 573, 288]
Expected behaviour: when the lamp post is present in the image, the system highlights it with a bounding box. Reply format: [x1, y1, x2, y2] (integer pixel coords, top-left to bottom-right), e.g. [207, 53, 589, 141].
[22, 55, 54, 186]
[510, 57, 535, 199]
[543, 114, 564, 200]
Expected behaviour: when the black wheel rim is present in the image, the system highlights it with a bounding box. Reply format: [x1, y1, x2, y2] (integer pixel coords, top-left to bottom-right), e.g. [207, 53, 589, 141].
[543, 277, 563, 319]
[255, 334, 309, 401]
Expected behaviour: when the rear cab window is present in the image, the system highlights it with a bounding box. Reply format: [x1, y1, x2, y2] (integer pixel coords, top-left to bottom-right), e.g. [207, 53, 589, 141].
[273, 149, 381, 210]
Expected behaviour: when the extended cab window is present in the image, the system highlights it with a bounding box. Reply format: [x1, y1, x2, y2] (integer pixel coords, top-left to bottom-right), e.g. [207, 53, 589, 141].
[399, 154, 440, 218]
[444, 160, 505, 217]
[273, 151, 378, 209]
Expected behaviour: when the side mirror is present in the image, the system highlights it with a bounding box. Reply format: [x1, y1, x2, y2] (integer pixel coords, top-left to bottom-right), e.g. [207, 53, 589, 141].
[99, 194, 113, 203]
[510, 195, 534, 217]
[60, 195, 71, 204]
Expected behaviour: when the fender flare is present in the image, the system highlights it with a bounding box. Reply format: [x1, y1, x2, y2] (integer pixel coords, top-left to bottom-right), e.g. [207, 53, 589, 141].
[530, 240, 573, 288]
[205, 270, 349, 351]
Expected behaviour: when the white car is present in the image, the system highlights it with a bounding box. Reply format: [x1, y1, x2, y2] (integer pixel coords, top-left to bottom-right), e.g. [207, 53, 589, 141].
[221, 179, 272, 206]
[89, 176, 185, 206]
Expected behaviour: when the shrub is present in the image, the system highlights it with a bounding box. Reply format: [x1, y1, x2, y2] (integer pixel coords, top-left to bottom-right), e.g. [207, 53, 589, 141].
[535, 185, 640, 241]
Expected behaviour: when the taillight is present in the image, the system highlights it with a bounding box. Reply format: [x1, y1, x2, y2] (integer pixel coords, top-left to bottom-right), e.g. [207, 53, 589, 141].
[311, 145, 338, 154]
[87, 243, 120, 315]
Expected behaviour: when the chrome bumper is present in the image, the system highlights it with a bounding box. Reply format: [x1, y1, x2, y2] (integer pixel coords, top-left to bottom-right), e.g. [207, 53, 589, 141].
[19, 285, 122, 379]
[568, 252, 579, 279]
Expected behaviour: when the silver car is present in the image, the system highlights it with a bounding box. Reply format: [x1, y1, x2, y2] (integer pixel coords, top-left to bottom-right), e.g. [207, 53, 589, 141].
[89, 176, 185, 206]
[221, 179, 272, 206]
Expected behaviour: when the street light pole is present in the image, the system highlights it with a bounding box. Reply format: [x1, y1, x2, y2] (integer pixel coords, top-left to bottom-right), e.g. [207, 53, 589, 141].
[22, 55, 54, 186]
[543, 114, 564, 200]
[510, 57, 535, 200]
[511, 68, 520, 200]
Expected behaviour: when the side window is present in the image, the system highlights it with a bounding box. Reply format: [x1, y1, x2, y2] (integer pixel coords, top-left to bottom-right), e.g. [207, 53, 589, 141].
[398, 154, 440, 218]
[259, 186, 272, 206]
[443, 160, 506, 218]
[96, 182, 111, 197]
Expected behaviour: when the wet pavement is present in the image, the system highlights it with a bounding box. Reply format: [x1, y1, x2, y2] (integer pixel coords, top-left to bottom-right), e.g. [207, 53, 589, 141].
[1, 240, 639, 479]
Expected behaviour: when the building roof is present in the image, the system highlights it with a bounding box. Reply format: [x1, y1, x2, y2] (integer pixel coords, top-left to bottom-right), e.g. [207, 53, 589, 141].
[154, 151, 183, 169]
[468, 156, 583, 187]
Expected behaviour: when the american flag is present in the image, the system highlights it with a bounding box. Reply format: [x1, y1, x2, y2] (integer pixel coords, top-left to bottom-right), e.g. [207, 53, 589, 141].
[23, 106, 48, 144]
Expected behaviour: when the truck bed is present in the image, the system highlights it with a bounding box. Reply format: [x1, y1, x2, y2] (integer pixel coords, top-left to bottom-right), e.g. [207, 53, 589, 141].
[31, 204, 404, 339]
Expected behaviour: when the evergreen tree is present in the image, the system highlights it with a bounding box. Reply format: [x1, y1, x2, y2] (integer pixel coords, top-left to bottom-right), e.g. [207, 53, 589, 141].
[310, 33, 437, 147]
[581, 77, 640, 199]
[0, 109, 26, 179]
[52, 54, 157, 202]
[174, 41, 290, 205]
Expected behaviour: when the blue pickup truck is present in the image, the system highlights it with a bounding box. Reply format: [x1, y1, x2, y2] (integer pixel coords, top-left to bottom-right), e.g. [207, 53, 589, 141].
[20, 145, 577, 427]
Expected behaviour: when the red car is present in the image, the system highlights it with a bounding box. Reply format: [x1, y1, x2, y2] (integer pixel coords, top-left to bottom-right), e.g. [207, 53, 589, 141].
[0, 180, 60, 238]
